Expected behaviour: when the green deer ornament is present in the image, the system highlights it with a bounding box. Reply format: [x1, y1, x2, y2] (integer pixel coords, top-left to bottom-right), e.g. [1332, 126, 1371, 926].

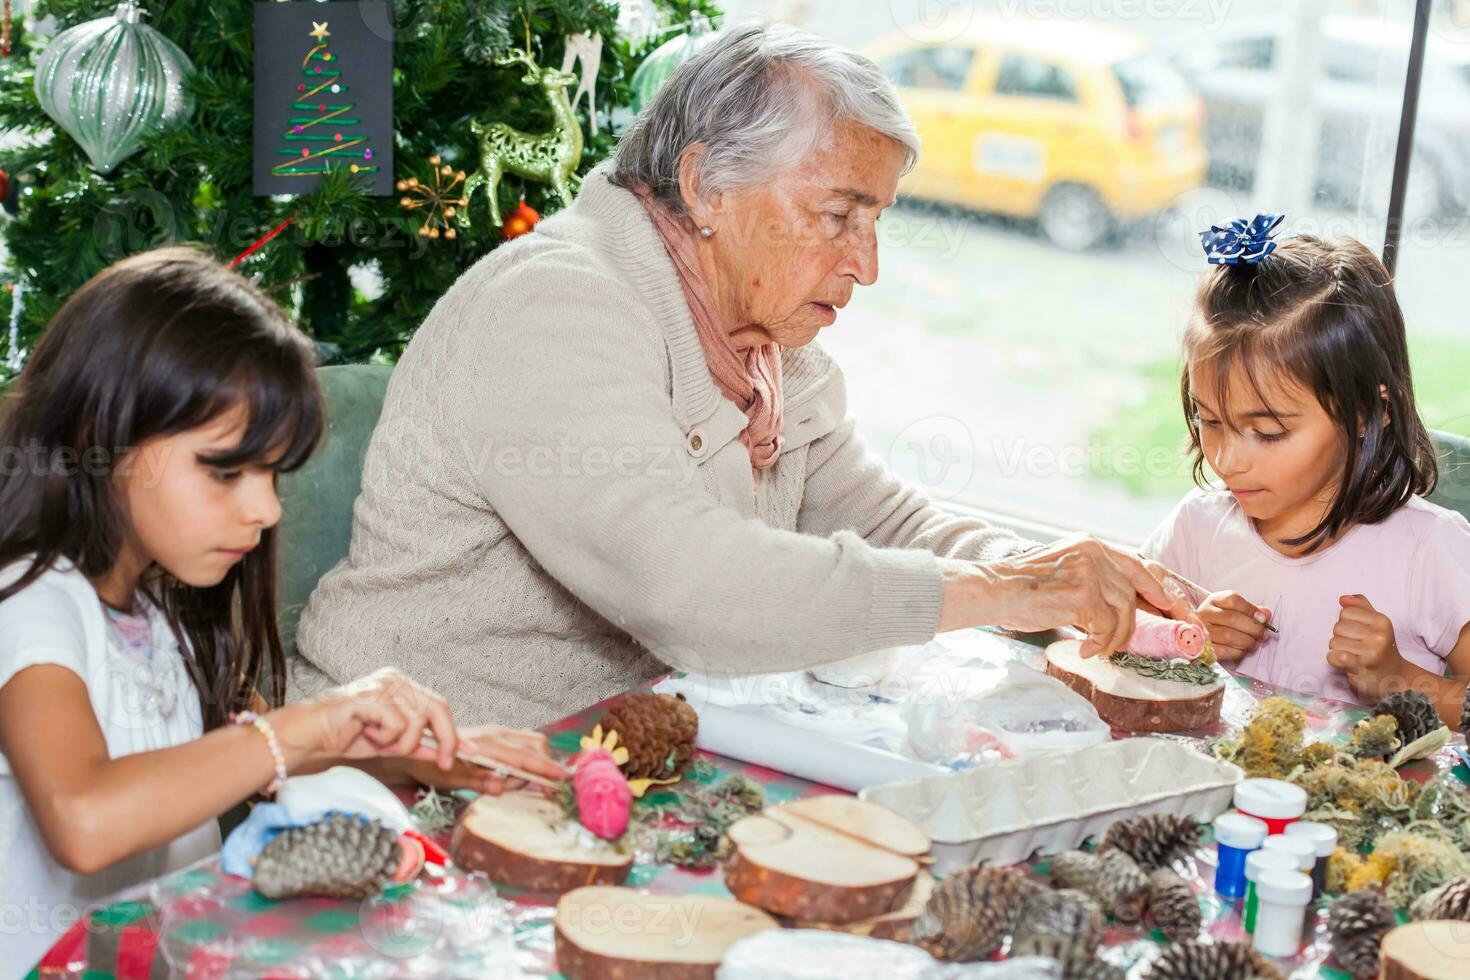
[463, 48, 584, 230]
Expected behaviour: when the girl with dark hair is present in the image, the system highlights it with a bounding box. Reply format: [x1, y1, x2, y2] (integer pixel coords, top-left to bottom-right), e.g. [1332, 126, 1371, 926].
[1142, 218, 1470, 718]
[0, 248, 564, 969]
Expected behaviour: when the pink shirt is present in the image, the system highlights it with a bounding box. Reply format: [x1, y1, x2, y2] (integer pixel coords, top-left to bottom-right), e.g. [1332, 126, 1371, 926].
[1142, 490, 1470, 705]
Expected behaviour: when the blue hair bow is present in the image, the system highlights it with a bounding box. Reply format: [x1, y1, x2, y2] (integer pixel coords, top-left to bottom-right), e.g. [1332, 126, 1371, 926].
[1199, 213, 1284, 265]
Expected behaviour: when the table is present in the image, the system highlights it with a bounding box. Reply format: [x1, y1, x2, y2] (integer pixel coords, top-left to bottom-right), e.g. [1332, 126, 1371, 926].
[29, 631, 1468, 979]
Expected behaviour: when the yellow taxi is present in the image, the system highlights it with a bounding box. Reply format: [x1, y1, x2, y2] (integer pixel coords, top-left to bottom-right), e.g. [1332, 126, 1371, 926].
[866, 16, 1208, 250]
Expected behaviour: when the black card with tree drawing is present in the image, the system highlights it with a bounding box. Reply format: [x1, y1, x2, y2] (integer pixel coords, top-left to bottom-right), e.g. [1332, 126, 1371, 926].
[253, 1, 393, 196]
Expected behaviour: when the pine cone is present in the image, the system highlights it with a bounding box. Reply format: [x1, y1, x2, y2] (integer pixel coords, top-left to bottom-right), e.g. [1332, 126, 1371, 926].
[1100, 813, 1203, 870]
[600, 692, 699, 780]
[1049, 849, 1102, 895]
[1012, 888, 1105, 967]
[1065, 959, 1127, 980]
[1371, 689, 1442, 747]
[253, 814, 400, 900]
[1328, 889, 1395, 979]
[913, 864, 1041, 962]
[1143, 940, 1285, 980]
[1148, 868, 1202, 942]
[1095, 848, 1150, 924]
[1415, 876, 1470, 921]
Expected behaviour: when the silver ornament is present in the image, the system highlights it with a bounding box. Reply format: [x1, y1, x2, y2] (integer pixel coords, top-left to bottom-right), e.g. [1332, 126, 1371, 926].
[34, 1, 193, 174]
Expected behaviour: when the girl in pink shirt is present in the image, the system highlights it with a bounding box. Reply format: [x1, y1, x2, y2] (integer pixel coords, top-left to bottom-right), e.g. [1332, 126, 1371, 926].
[1142, 219, 1470, 721]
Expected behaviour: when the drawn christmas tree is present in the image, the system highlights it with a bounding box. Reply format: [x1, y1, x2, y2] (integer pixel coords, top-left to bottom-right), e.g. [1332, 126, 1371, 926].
[272, 20, 378, 179]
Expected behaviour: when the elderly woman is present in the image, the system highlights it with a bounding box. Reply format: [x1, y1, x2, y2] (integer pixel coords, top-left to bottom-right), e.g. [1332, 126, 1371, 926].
[293, 25, 1196, 727]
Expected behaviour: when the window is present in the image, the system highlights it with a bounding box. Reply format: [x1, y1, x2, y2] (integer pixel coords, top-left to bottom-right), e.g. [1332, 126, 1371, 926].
[993, 53, 1077, 102]
[1386, 0, 1470, 457]
[1113, 58, 1192, 109]
[1212, 37, 1277, 72]
[1322, 39, 1380, 84]
[882, 46, 975, 92]
[718, 0, 1426, 541]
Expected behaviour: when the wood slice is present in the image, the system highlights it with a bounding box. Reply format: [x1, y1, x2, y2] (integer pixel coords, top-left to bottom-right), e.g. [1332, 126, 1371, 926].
[449, 792, 631, 893]
[791, 870, 934, 942]
[1044, 639, 1223, 733]
[780, 794, 931, 856]
[554, 886, 778, 980]
[723, 801, 923, 924]
[1381, 921, 1470, 980]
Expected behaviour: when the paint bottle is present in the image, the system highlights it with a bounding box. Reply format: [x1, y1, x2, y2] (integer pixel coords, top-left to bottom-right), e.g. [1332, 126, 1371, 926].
[1252, 869, 1314, 957]
[1213, 811, 1270, 900]
[1262, 834, 1317, 875]
[1233, 778, 1308, 834]
[1243, 849, 1299, 933]
[1284, 821, 1338, 898]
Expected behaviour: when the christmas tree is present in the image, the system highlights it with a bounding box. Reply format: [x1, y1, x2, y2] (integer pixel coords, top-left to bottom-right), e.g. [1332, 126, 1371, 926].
[0, 0, 721, 379]
[271, 20, 378, 182]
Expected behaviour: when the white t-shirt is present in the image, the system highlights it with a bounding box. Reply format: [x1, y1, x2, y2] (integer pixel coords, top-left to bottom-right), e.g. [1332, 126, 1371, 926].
[0, 559, 220, 975]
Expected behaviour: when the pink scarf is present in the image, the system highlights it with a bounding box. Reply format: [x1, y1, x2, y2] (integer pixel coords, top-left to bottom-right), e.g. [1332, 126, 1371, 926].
[635, 190, 783, 470]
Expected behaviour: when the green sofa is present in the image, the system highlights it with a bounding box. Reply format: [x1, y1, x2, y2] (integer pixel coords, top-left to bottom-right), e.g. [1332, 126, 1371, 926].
[1428, 428, 1470, 524]
[276, 364, 393, 659]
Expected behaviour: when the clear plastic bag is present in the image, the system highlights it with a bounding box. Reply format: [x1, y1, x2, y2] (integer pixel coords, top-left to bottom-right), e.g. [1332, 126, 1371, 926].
[141, 860, 537, 979]
[904, 663, 1110, 767]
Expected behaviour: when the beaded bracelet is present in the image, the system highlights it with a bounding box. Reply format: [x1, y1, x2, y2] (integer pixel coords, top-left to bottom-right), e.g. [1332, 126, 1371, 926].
[232, 711, 287, 796]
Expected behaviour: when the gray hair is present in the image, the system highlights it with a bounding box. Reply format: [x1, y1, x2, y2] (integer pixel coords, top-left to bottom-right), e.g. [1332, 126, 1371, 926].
[611, 23, 920, 217]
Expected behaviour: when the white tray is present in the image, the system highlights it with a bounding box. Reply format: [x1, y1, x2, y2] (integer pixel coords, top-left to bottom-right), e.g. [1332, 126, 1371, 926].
[859, 738, 1242, 872]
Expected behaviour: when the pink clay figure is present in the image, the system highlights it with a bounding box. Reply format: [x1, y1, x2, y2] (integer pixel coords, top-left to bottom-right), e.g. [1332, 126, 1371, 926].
[1127, 609, 1205, 660]
[572, 747, 633, 839]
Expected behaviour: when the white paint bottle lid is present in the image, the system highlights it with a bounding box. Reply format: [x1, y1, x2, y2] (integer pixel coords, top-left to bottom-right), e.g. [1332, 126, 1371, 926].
[1245, 849, 1299, 882]
[1285, 820, 1338, 858]
[1262, 834, 1317, 872]
[1233, 778, 1307, 819]
[1256, 868, 1313, 906]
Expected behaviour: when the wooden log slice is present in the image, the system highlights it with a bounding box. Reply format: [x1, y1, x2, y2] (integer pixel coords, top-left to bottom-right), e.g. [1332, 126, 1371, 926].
[780, 793, 931, 856]
[1381, 921, 1470, 980]
[1044, 639, 1224, 733]
[450, 792, 632, 893]
[791, 870, 934, 942]
[723, 803, 922, 924]
[554, 886, 778, 980]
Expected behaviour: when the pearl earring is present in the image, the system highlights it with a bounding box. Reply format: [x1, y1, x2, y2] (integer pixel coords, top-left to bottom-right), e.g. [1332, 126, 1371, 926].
[699, 226, 714, 238]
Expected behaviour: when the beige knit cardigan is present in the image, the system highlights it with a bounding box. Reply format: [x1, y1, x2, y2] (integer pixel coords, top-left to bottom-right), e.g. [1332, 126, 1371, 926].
[292, 162, 1031, 728]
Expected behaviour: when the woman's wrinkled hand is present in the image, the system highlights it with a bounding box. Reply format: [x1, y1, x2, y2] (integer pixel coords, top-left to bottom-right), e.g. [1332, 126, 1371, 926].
[940, 536, 1203, 658]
